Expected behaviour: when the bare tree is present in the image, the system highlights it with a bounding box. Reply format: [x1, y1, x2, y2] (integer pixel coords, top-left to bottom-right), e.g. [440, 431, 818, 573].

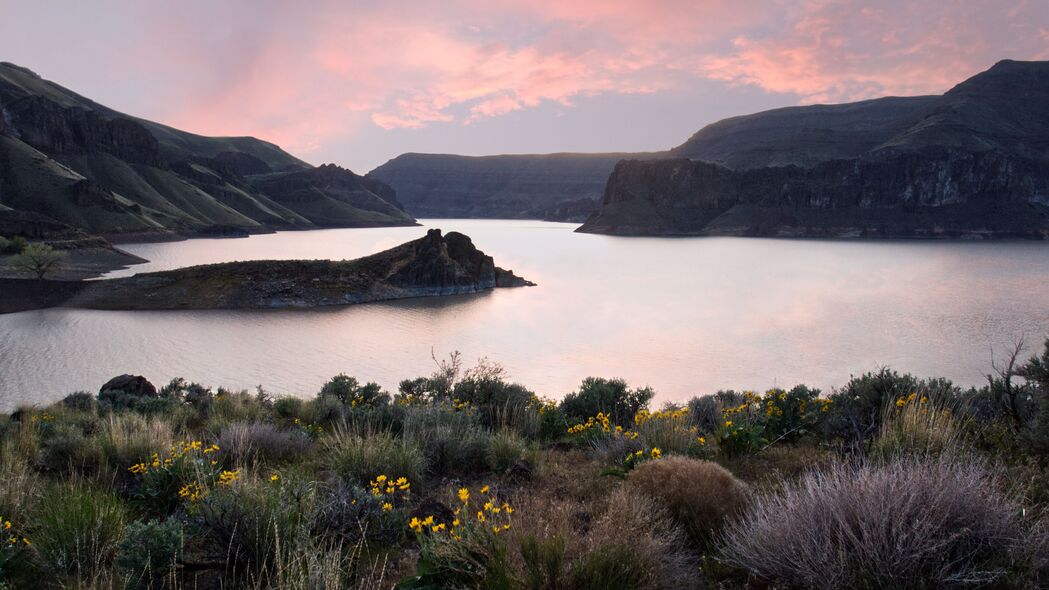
[989, 336, 1027, 429]
[12, 243, 66, 280]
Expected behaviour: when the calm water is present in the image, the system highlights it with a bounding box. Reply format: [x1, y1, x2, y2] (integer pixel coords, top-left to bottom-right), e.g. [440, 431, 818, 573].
[2, 219, 1048, 410]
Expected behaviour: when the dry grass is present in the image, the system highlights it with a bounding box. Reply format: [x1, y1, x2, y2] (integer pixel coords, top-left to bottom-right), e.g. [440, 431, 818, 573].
[577, 488, 701, 590]
[218, 421, 311, 466]
[719, 455, 1030, 589]
[627, 456, 750, 546]
[96, 413, 175, 469]
[871, 397, 965, 460]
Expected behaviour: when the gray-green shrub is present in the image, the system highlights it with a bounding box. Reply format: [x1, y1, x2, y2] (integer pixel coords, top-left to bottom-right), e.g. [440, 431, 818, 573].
[720, 455, 1030, 589]
[115, 517, 183, 590]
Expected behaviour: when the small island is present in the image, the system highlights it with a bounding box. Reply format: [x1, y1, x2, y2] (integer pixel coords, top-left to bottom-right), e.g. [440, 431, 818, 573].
[1, 230, 533, 313]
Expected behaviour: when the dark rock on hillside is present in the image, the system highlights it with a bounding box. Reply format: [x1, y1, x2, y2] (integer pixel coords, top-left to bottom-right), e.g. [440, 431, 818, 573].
[367, 152, 664, 222]
[214, 151, 273, 176]
[580, 60, 1049, 238]
[0, 62, 414, 236]
[99, 374, 158, 398]
[67, 229, 533, 310]
[249, 164, 416, 227]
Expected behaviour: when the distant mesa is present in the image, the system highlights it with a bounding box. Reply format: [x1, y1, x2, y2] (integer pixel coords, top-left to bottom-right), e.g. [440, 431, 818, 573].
[366, 152, 665, 222]
[578, 60, 1049, 238]
[62, 229, 533, 311]
[0, 62, 416, 241]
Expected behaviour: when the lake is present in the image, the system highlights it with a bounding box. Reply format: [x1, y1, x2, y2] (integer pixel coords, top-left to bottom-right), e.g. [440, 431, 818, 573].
[2, 219, 1048, 410]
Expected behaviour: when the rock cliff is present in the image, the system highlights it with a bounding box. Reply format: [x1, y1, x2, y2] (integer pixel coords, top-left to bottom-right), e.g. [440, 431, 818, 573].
[579, 60, 1049, 238]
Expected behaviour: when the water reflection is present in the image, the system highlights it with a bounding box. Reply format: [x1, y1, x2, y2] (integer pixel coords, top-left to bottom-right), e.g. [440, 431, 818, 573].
[1, 220, 1047, 410]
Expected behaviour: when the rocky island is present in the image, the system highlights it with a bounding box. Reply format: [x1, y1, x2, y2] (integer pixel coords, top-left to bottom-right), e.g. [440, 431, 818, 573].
[0, 230, 532, 313]
[64, 229, 532, 310]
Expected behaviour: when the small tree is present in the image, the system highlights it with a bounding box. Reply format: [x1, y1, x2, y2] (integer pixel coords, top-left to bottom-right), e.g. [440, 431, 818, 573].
[13, 243, 65, 279]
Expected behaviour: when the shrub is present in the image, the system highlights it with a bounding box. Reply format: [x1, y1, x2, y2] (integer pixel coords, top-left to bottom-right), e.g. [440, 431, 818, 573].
[626, 456, 749, 547]
[560, 378, 653, 427]
[312, 480, 404, 546]
[686, 395, 722, 433]
[273, 396, 307, 422]
[319, 374, 389, 407]
[452, 377, 535, 429]
[574, 489, 700, 590]
[488, 430, 527, 473]
[62, 392, 97, 413]
[634, 406, 705, 457]
[201, 475, 319, 581]
[217, 421, 311, 466]
[825, 369, 957, 447]
[402, 407, 491, 476]
[720, 456, 1031, 589]
[759, 385, 827, 442]
[38, 423, 104, 474]
[569, 543, 647, 590]
[31, 485, 128, 576]
[325, 431, 424, 486]
[519, 535, 566, 590]
[115, 518, 183, 590]
[870, 395, 964, 460]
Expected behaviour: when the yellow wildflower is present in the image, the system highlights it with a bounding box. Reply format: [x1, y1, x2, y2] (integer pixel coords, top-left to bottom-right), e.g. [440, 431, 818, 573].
[458, 488, 470, 504]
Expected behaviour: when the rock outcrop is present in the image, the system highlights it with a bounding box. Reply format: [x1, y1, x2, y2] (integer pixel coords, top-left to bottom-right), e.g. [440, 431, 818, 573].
[579, 60, 1049, 238]
[367, 152, 664, 222]
[0, 62, 415, 237]
[67, 229, 533, 310]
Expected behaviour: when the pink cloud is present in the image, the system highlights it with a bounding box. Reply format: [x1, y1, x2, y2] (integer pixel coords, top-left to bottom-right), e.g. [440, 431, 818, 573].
[100, 0, 1049, 155]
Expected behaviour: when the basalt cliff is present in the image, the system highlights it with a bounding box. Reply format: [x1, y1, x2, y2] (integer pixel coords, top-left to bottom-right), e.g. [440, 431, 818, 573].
[578, 60, 1049, 238]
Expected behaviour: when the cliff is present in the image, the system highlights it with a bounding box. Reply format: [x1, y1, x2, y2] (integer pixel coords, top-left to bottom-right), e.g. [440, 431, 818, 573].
[0, 62, 415, 238]
[65, 229, 532, 310]
[367, 152, 664, 222]
[579, 60, 1049, 238]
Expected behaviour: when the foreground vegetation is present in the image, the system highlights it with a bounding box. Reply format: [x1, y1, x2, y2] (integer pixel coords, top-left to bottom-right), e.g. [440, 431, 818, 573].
[3, 343, 1049, 589]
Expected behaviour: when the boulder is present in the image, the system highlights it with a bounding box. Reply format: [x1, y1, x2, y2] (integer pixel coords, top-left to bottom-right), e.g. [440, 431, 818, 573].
[99, 374, 157, 399]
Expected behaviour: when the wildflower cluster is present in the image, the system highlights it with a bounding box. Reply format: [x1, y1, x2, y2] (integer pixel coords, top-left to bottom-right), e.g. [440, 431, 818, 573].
[895, 392, 929, 409]
[291, 418, 325, 439]
[409, 484, 514, 540]
[127, 440, 222, 514]
[0, 515, 29, 548]
[624, 446, 664, 469]
[634, 407, 689, 426]
[567, 411, 613, 434]
[529, 396, 558, 415]
[217, 469, 240, 486]
[370, 474, 412, 512]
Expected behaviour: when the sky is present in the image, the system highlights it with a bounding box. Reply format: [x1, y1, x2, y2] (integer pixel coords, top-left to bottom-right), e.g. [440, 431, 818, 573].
[3, 0, 1049, 172]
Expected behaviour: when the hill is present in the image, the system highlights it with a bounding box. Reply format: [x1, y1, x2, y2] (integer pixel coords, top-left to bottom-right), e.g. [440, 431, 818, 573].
[0, 62, 415, 238]
[579, 60, 1049, 238]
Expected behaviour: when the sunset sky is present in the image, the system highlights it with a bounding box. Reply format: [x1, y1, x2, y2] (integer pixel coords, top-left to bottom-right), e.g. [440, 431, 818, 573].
[4, 0, 1049, 172]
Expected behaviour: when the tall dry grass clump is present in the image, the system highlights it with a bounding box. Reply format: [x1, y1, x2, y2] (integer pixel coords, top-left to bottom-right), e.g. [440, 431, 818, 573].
[626, 456, 750, 546]
[719, 455, 1030, 589]
[218, 421, 311, 465]
[96, 413, 175, 469]
[870, 395, 965, 459]
[573, 488, 700, 590]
